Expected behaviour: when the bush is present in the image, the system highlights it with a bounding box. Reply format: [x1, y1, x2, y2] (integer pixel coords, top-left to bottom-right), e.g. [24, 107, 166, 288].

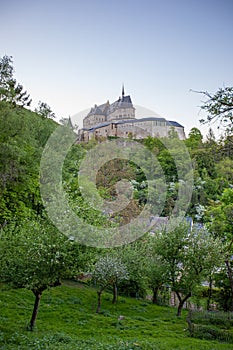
[187, 310, 233, 344]
[193, 324, 233, 343]
[118, 279, 147, 299]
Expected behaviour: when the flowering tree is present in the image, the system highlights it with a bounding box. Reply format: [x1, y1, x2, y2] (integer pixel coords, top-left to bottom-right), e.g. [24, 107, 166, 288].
[0, 219, 79, 330]
[153, 224, 222, 316]
[93, 255, 129, 313]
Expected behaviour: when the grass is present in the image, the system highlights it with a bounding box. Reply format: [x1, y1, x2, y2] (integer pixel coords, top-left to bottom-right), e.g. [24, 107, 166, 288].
[0, 281, 232, 349]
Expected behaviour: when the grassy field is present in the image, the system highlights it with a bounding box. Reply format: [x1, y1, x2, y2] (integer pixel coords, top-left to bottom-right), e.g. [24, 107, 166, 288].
[0, 281, 232, 349]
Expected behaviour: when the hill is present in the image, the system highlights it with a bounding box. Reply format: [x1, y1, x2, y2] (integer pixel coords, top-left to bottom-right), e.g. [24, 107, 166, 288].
[0, 101, 57, 224]
[0, 282, 232, 350]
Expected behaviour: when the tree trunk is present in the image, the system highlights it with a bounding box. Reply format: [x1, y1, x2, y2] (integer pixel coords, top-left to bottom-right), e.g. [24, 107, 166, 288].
[29, 291, 42, 331]
[175, 291, 191, 317]
[225, 259, 233, 311]
[187, 310, 194, 336]
[96, 290, 102, 313]
[152, 286, 159, 304]
[207, 275, 213, 311]
[112, 283, 117, 304]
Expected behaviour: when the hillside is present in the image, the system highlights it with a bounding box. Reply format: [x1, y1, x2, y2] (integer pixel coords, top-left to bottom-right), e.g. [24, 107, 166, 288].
[0, 101, 57, 224]
[0, 282, 232, 350]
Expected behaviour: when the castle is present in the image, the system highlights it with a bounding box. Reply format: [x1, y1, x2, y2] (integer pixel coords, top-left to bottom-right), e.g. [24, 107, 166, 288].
[78, 87, 186, 141]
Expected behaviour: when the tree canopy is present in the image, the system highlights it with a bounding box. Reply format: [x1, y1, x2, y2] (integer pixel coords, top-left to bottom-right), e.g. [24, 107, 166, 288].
[0, 55, 31, 107]
[196, 87, 233, 134]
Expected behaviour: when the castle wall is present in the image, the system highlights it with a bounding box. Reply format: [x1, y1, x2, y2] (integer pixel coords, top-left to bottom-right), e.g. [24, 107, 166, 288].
[83, 114, 106, 128]
[79, 121, 185, 142]
[107, 107, 135, 122]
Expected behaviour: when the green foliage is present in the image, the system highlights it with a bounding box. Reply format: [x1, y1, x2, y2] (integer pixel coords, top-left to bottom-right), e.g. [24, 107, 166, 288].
[35, 101, 55, 119]
[198, 87, 233, 133]
[205, 188, 233, 241]
[145, 253, 169, 304]
[0, 220, 78, 291]
[0, 55, 31, 107]
[185, 128, 203, 149]
[0, 100, 57, 224]
[152, 224, 222, 315]
[188, 310, 233, 343]
[116, 240, 149, 298]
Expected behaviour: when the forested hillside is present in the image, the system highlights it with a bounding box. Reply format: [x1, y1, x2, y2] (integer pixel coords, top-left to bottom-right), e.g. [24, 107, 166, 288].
[0, 101, 57, 224]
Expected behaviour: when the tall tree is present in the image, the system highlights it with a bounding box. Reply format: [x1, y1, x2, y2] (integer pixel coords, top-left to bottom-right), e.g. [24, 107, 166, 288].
[0, 55, 31, 107]
[205, 188, 233, 310]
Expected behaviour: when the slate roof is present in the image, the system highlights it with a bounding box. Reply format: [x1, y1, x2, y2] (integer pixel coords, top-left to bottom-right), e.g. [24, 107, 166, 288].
[87, 105, 106, 116]
[88, 122, 111, 131]
[167, 120, 183, 128]
[87, 94, 134, 118]
[134, 117, 167, 122]
[84, 116, 184, 131]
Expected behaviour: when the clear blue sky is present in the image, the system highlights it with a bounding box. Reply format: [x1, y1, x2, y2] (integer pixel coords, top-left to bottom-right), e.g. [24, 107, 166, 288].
[1, 0, 233, 136]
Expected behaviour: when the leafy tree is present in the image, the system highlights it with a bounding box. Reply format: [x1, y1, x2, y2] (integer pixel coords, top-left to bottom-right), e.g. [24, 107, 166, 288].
[185, 128, 203, 149]
[168, 127, 179, 139]
[197, 87, 233, 133]
[206, 127, 216, 145]
[220, 134, 233, 159]
[216, 158, 233, 183]
[205, 188, 233, 310]
[153, 223, 222, 316]
[35, 101, 55, 119]
[93, 255, 129, 313]
[0, 101, 57, 224]
[116, 245, 148, 298]
[145, 253, 169, 304]
[143, 135, 165, 154]
[0, 220, 79, 330]
[0, 55, 31, 107]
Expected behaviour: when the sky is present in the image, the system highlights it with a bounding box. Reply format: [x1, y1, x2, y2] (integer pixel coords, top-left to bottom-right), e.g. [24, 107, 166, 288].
[1, 0, 233, 137]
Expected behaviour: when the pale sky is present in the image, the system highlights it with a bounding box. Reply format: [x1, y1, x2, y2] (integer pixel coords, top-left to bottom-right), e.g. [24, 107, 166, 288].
[1, 0, 233, 137]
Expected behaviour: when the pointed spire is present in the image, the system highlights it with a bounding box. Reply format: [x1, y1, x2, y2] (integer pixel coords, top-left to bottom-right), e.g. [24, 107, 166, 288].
[67, 115, 73, 129]
[122, 83, 125, 98]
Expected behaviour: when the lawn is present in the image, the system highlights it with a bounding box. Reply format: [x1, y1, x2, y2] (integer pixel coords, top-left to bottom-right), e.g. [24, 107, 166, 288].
[0, 281, 232, 349]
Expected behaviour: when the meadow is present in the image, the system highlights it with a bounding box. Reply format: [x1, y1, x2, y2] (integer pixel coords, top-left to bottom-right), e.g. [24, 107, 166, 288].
[0, 281, 232, 350]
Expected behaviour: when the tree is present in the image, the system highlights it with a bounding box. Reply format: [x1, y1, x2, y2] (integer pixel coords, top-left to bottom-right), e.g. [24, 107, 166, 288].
[0, 219, 79, 330]
[153, 223, 222, 316]
[0, 55, 31, 107]
[35, 101, 55, 119]
[0, 101, 57, 224]
[205, 188, 233, 310]
[93, 255, 129, 313]
[185, 128, 203, 149]
[196, 87, 233, 133]
[145, 254, 169, 304]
